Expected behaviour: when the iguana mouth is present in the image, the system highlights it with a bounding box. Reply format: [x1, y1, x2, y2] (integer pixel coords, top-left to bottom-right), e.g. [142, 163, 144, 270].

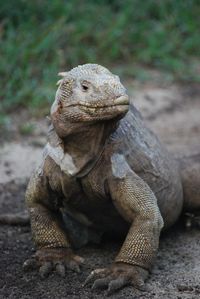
[62, 95, 129, 110]
[78, 95, 129, 110]
[77, 95, 129, 116]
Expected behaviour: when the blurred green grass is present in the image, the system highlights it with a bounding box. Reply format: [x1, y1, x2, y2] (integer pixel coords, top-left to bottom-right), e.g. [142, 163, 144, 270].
[0, 0, 200, 124]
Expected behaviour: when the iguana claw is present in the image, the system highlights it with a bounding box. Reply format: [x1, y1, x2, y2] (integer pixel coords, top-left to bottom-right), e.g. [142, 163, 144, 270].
[84, 262, 148, 295]
[23, 247, 84, 278]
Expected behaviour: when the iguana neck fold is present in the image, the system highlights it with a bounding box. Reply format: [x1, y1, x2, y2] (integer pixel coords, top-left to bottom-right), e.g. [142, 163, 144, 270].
[47, 121, 117, 177]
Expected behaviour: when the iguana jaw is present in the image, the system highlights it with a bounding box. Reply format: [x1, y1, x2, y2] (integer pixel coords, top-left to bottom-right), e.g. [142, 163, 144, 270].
[51, 94, 129, 125]
[65, 94, 129, 109]
[78, 95, 129, 108]
[76, 94, 129, 117]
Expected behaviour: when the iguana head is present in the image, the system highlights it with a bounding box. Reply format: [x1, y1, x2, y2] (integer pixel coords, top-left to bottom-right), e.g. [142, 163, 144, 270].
[50, 64, 129, 136]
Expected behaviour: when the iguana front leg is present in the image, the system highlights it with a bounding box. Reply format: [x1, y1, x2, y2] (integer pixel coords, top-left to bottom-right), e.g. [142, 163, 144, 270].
[24, 169, 84, 277]
[85, 154, 163, 294]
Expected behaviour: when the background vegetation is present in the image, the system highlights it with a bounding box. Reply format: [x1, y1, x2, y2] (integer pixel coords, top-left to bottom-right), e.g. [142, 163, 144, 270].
[0, 0, 200, 125]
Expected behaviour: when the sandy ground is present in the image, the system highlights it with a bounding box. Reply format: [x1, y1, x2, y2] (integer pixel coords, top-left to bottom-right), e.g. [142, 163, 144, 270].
[0, 80, 200, 298]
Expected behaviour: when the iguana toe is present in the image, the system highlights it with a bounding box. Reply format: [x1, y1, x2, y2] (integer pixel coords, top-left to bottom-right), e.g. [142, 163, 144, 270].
[84, 262, 148, 294]
[23, 247, 84, 278]
[39, 261, 53, 278]
[185, 213, 200, 229]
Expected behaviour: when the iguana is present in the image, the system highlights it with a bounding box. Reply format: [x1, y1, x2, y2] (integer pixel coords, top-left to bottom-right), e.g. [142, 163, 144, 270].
[23, 64, 200, 295]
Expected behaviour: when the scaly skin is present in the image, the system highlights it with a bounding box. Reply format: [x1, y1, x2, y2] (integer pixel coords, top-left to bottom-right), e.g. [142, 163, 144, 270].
[24, 64, 199, 294]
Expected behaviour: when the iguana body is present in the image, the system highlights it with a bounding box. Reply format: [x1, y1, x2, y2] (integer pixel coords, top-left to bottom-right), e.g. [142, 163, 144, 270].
[25, 64, 200, 294]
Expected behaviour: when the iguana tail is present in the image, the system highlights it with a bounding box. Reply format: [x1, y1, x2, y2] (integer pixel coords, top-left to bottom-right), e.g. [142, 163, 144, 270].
[177, 153, 200, 212]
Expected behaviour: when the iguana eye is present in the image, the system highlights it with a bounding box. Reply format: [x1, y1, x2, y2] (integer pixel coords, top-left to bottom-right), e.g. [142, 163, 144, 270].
[81, 83, 89, 91]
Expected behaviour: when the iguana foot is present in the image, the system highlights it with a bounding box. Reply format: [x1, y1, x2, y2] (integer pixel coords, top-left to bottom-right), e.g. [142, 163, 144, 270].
[185, 213, 200, 229]
[84, 262, 148, 295]
[23, 247, 84, 278]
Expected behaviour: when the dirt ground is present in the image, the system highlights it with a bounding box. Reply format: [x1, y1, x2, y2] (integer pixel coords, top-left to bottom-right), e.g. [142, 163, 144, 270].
[0, 78, 200, 299]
